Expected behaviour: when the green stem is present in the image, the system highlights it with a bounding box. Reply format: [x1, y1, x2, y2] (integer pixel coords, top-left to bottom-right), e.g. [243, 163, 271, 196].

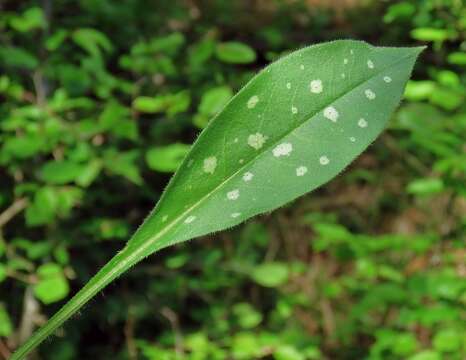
[11, 248, 138, 360]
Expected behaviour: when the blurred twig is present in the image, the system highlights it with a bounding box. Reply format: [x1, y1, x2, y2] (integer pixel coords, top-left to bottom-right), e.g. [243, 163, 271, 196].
[0, 198, 28, 229]
[160, 307, 184, 357]
[17, 286, 41, 347]
[124, 308, 137, 360]
[0, 339, 11, 360]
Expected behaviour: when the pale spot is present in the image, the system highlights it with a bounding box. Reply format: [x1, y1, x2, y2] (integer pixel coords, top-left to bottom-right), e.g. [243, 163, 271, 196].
[286, 82, 291, 89]
[231, 212, 241, 218]
[309, 79, 323, 94]
[300, 64, 305, 70]
[383, 76, 392, 83]
[296, 166, 308, 176]
[239, 159, 244, 164]
[247, 95, 259, 109]
[367, 60, 374, 69]
[243, 172, 253, 182]
[350, 137, 356, 142]
[247, 132, 267, 150]
[184, 215, 196, 224]
[344, 58, 349, 64]
[358, 118, 368, 128]
[341, 73, 346, 79]
[203, 156, 217, 174]
[162, 215, 168, 222]
[323, 106, 339, 122]
[234, 138, 239, 143]
[187, 160, 194, 168]
[365, 89, 376, 100]
[291, 106, 298, 114]
[319, 156, 330, 165]
[227, 189, 240, 200]
[273, 143, 293, 157]
[350, 49, 354, 55]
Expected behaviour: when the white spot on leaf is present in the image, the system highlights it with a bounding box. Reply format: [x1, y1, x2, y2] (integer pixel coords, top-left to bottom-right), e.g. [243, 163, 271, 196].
[247, 95, 259, 109]
[300, 64, 305, 70]
[296, 166, 308, 176]
[248, 133, 267, 150]
[184, 215, 196, 224]
[383, 76, 392, 83]
[203, 156, 217, 174]
[323, 106, 339, 122]
[162, 215, 168, 222]
[341, 73, 346, 79]
[273, 143, 293, 157]
[319, 156, 330, 165]
[243, 172, 253, 182]
[344, 58, 348, 64]
[309, 79, 323, 94]
[231, 212, 241, 218]
[286, 82, 291, 89]
[291, 106, 298, 114]
[227, 189, 240, 200]
[350, 136, 356, 142]
[365, 89, 376, 100]
[367, 60, 374, 69]
[358, 118, 368, 128]
[234, 138, 239, 143]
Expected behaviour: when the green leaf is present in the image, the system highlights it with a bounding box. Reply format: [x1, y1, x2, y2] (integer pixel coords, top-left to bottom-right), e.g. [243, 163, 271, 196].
[133, 91, 190, 115]
[407, 178, 444, 196]
[72, 28, 113, 59]
[0, 46, 39, 69]
[41, 160, 86, 185]
[216, 41, 257, 64]
[0, 305, 13, 337]
[410, 27, 456, 42]
[0, 264, 6, 283]
[34, 263, 70, 305]
[9, 7, 46, 32]
[198, 86, 233, 116]
[448, 51, 466, 65]
[252, 262, 290, 287]
[25, 187, 59, 226]
[432, 329, 462, 353]
[12, 40, 423, 359]
[232, 303, 263, 329]
[146, 143, 191, 173]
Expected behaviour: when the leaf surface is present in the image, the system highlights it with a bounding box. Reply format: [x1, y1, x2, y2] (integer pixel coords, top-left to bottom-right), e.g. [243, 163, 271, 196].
[12, 40, 423, 359]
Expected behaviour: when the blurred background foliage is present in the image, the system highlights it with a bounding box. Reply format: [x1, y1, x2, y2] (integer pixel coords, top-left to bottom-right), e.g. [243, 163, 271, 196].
[0, 0, 465, 359]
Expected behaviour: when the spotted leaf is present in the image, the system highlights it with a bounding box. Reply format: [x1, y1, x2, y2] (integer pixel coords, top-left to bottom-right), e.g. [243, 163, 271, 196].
[12, 40, 423, 359]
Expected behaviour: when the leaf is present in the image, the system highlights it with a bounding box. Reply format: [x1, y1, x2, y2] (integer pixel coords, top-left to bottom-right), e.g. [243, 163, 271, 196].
[410, 27, 456, 42]
[407, 178, 444, 196]
[0, 46, 39, 69]
[216, 41, 257, 64]
[41, 160, 86, 185]
[0, 305, 13, 337]
[447, 52, 466, 65]
[9, 7, 45, 32]
[72, 28, 113, 59]
[198, 86, 233, 116]
[252, 262, 290, 288]
[133, 91, 191, 115]
[146, 143, 191, 173]
[11, 40, 423, 359]
[34, 263, 70, 304]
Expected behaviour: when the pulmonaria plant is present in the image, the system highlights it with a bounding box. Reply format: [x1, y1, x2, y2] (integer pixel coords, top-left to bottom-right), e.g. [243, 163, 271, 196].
[12, 40, 423, 359]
